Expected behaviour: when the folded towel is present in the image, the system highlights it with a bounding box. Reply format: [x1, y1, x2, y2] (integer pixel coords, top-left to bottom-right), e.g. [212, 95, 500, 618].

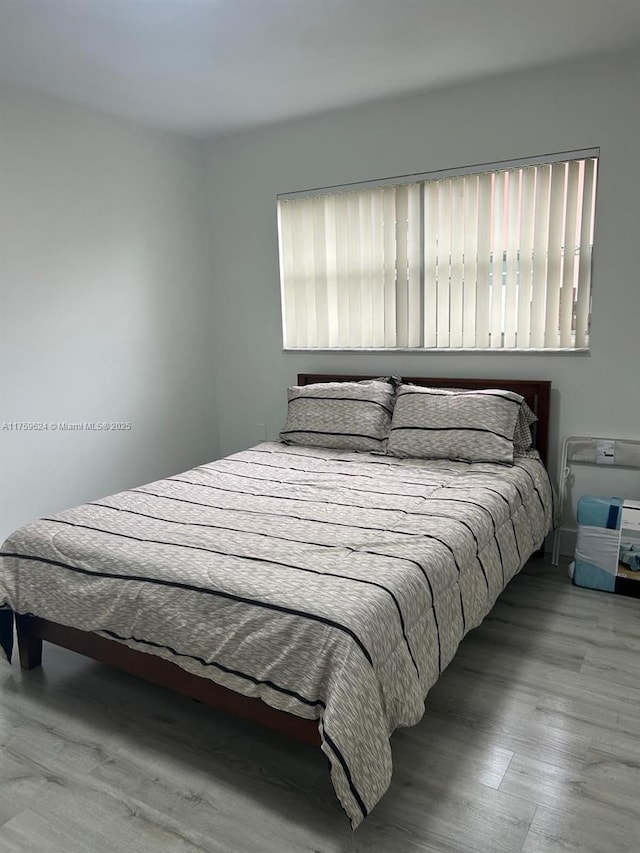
[619, 543, 640, 571]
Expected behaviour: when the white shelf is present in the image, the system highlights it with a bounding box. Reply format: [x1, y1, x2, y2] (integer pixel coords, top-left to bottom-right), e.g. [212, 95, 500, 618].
[551, 435, 640, 566]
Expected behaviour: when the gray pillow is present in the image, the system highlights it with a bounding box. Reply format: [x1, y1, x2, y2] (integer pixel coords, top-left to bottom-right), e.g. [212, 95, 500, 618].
[514, 400, 537, 453]
[396, 385, 537, 454]
[280, 379, 396, 452]
[387, 385, 523, 464]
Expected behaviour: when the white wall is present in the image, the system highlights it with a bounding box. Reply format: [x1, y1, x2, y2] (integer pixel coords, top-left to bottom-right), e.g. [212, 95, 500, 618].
[204, 50, 640, 550]
[0, 88, 219, 540]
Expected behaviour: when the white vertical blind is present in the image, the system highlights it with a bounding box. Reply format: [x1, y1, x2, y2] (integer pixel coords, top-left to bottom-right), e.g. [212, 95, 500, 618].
[517, 167, 536, 348]
[544, 162, 567, 347]
[449, 177, 465, 348]
[575, 158, 597, 349]
[311, 197, 328, 346]
[382, 188, 397, 346]
[559, 161, 580, 348]
[395, 185, 409, 347]
[324, 196, 339, 347]
[370, 190, 385, 347]
[334, 193, 350, 346]
[490, 171, 506, 348]
[503, 171, 520, 347]
[530, 165, 551, 348]
[462, 174, 478, 348]
[423, 180, 439, 347]
[436, 179, 451, 348]
[475, 173, 492, 347]
[407, 184, 422, 347]
[358, 193, 372, 347]
[278, 152, 598, 350]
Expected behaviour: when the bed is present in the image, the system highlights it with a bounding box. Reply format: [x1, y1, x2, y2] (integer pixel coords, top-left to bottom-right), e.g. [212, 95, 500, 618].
[0, 374, 553, 827]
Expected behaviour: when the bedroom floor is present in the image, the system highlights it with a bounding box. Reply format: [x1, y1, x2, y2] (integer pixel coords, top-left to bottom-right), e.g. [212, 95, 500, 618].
[0, 558, 638, 853]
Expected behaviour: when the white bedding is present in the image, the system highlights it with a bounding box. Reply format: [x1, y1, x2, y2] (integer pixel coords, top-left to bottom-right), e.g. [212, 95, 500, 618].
[0, 442, 554, 826]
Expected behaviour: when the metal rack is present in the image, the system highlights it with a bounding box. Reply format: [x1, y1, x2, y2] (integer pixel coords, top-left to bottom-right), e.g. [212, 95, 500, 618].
[551, 435, 640, 566]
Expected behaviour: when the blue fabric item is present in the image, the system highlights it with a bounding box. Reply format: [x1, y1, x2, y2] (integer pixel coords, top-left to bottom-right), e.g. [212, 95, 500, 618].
[576, 496, 622, 529]
[573, 559, 616, 592]
[606, 500, 621, 529]
[619, 544, 640, 571]
[573, 496, 623, 592]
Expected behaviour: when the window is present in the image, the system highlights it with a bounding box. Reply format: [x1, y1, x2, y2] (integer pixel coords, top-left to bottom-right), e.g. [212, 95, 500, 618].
[277, 150, 598, 351]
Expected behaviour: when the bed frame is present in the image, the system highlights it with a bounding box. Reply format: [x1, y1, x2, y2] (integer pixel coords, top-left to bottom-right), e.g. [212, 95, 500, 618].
[0, 374, 551, 748]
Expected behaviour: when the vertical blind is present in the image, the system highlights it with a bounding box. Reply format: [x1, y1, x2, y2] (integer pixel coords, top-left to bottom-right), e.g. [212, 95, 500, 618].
[278, 152, 598, 350]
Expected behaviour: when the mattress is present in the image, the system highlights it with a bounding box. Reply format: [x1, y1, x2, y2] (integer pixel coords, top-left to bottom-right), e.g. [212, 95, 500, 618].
[0, 442, 554, 826]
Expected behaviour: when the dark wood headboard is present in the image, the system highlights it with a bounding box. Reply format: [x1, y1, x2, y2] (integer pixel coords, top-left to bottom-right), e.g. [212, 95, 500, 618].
[297, 374, 551, 467]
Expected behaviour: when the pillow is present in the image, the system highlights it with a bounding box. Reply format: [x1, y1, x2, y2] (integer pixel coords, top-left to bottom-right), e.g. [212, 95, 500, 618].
[279, 379, 396, 452]
[387, 385, 524, 464]
[514, 400, 537, 453]
[395, 384, 537, 454]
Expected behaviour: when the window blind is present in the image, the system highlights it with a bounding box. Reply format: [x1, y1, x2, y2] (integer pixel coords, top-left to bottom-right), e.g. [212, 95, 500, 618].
[278, 151, 598, 351]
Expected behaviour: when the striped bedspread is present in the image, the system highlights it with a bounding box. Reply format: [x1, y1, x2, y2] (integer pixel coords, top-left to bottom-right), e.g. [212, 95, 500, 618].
[0, 442, 553, 826]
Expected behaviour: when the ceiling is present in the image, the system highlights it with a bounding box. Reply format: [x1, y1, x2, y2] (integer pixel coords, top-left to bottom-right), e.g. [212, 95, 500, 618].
[1, 0, 639, 138]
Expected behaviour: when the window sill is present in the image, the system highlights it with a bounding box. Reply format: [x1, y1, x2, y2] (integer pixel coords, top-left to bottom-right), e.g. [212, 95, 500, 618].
[282, 347, 591, 355]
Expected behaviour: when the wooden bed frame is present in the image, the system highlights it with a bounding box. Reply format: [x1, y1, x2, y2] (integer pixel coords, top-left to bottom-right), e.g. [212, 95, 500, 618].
[0, 374, 551, 749]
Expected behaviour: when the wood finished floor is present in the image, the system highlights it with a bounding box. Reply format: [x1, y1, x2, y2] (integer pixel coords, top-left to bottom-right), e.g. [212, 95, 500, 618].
[1, 559, 639, 852]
